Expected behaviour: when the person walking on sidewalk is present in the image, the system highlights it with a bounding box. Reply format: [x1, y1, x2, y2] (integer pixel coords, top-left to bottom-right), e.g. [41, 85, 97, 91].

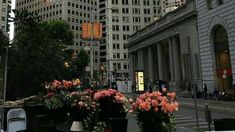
[204, 83, 208, 99]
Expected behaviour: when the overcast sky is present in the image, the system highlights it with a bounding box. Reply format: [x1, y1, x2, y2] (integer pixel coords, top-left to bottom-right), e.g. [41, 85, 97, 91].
[10, 0, 15, 41]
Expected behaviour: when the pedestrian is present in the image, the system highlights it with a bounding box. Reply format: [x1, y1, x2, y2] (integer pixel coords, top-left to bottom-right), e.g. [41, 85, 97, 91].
[203, 83, 208, 99]
[148, 82, 153, 93]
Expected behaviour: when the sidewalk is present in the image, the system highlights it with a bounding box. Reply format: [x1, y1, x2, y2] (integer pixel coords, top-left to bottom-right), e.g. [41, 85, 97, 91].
[178, 97, 235, 113]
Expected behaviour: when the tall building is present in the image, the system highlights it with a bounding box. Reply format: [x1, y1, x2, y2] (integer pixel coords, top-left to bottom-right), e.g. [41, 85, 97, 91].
[15, 0, 100, 80]
[155, 0, 186, 19]
[0, 0, 11, 32]
[99, 0, 186, 84]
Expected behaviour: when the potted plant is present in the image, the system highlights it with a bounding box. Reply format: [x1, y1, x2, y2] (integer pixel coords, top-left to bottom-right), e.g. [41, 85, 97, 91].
[129, 88, 179, 132]
[94, 88, 129, 132]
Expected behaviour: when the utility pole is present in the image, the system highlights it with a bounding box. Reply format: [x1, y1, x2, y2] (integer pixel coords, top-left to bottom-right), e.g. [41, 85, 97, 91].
[90, 7, 94, 84]
[2, 47, 8, 129]
[188, 36, 200, 132]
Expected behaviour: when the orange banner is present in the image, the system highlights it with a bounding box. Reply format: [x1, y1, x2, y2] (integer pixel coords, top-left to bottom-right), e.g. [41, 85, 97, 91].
[82, 22, 102, 39]
[94, 22, 102, 39]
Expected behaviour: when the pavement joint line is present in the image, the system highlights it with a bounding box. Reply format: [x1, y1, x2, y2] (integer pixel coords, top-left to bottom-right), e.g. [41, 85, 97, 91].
[180, 102, 234, 111]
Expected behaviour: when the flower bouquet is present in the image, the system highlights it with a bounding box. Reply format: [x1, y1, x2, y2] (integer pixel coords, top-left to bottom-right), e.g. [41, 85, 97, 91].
[44, 79, 81, 109]
[130, 89, 179, 132]
[94, 89, 128, 121]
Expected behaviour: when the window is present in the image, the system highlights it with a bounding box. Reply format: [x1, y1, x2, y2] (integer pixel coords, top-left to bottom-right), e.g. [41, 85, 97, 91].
[133, 8, 140, 14]
[217, 0, 224, 5]
[133, 17, 141, 23]
[122, 17, 129, 22]
[122, 0, 128, 5]
[144, 8, 150, 14]
[123, 34, 129, 40]
[132, 0, 140, 5]
[112, 0, 118, 4]
[144, 17, 151, 23]
[206, 0, 212, 10]
[144, 0, 150, 5]
[123, 25, 130, 31]
[112, 16, 119, 22]
[112, 8, 119, 13]
[122, 8, 129, 14]
[112, 25, 119, 31]
[113, 34, 119, 40]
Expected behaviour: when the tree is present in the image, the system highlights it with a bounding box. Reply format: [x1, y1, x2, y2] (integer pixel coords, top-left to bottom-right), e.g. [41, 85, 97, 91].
[7, 10, 74, 99]
[76, 49, 89, 81]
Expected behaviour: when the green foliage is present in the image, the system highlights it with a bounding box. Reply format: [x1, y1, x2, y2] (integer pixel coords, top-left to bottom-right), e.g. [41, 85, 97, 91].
[44, 96, 64, 109]
[7, 10, 74, 99]
[76, 49, 89, 80]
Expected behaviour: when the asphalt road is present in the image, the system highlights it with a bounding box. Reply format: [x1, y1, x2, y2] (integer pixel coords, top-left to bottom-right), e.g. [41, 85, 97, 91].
[174, 98, 235, 132]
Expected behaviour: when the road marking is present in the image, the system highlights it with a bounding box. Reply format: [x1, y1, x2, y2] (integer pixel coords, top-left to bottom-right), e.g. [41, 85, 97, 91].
[179, 122, 208, 126]
[193, 125, 214, 129]
[176, 119, 202, 123]
[180, 102, 233, 111]
[174, 114, 185, 117]
[175, 117, 192, 120]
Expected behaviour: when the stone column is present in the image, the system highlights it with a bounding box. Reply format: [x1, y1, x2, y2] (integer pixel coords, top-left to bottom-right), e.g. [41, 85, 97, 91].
[148, 46, 154, 83]
[138, 50, 144, 70]
[158, 44, 164, 80]
[168, 38, 175, 81]
[172, 36, 181, 81]
[129, 53, 134, 83]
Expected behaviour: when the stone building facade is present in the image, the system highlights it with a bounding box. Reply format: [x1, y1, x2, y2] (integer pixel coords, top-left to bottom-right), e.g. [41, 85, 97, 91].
[128, 0, 202, 92]
[196, 0, 235, 92]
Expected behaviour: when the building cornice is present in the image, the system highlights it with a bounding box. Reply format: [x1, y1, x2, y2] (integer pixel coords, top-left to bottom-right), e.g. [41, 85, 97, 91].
[128, 0, 196, 51]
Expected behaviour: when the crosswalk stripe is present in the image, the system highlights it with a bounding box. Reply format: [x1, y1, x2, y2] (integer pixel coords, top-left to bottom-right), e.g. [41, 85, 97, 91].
[175, 117, 192, 120]
[176, 119, 202, 123]
[179, 122, 208, 126]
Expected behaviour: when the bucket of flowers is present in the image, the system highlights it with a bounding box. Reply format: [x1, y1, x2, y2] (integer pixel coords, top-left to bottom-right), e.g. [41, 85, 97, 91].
[68, 89, 99, 131]
[94, 88, 129, 132]
[129, 88, 179, 132]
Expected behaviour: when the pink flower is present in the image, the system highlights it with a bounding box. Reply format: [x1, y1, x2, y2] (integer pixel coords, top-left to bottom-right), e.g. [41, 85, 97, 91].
[152, 91, 162, 97]
[162, 87, 167, 92]
[128, 109, 134, 113]
[94, 92, 102, 100]
[78, 101, 84, 107]
[167, 92, 176, 99]
[140, 102, 151, 111]
[151, 100, 158, 107]
[154, 107, 158, 112]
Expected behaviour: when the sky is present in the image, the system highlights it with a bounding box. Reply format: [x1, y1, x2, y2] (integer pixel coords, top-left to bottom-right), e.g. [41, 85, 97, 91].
[9, 0, 15, 41]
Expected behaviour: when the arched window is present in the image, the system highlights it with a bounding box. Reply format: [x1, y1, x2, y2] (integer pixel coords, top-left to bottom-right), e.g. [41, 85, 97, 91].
[212, 25, 232, 90]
